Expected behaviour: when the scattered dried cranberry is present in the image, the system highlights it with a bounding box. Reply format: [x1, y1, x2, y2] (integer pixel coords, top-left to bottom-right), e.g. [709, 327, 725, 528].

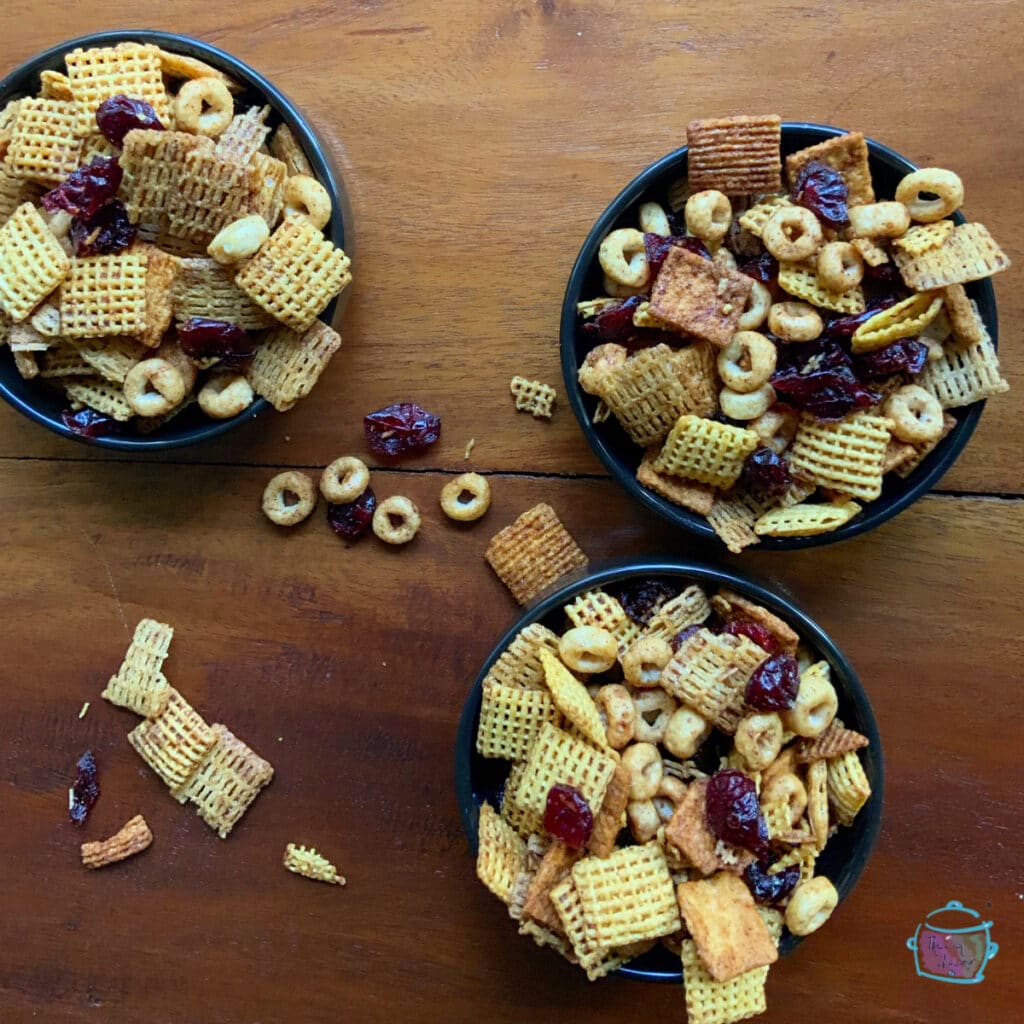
[743, 860, 801, 905]
[69, 199, 136, 256]
[771, 365, 880, 421]
[671, 623, 704, 652]
[791, 159, 849, 229]
[95, 94, 165, 148]
[543, 783, 594, 850]
[740, 447, 793, 499]
[745, 653, 801, 711]
[41, 156, 123, 219]
[644, 233, 711, 277]
[705, 769, 770, 859]
[178, 317, 256, 366]
[616, 578, 678, 626]
[853, 339, 928, 380]
[364, 402, 441, 458]
[327, 486, 377, 540]
[61, 407, 120, 439]
[580, 295, 642, 341]
[70, 750, 99, 826]
[737, 252, 779, 284]
[722, 620, 777, 654]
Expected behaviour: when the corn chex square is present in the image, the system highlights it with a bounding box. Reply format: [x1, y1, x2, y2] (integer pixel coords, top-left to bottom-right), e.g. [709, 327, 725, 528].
[653, 414, 758, 489]
[571, 842, 680, 947]
[540, 650, 606, 748]
[214, 105, 271, 166]
[1, 163, 43, 225]
[235, 213, 352, 331]
[676, 341, 720, 418]
[599, 344, 690, 446]
[510, 375, 556, 419]
[893, 222, 1010, 291]
[5, 98, 82, 186]
[476, 679, 560, 760]
[645, 585, 712, 643]
[681, 939, 769, 1024]
[737, 195, 792, 238]
[485, 503, 588, 606]
[250, 152, 288, 226]
[778, 261, 865, 314]
[564, 589, 627, 634]
[60, 252, 148, 339]
[65, 42, 171, 137]
[127, 688, 217, 791]
[64, 378, 135, 420]
[549, 876, 627, 979]
[918, 318, 1007, 408]
[101, 617, 173, 718]
[245, 319, 343, 411]
[165, 149, 260, 242]
[686, 115, 782, 195]
[826, 750, 871, 826]
[173, 724, 274, 837]
[788, 412, 891, 501]
[785, 131, 874, 206]
[482, 622, 561, 691]
[0, 202, 71, 321]
[120, 129, 214, 230]
[754, 500, 861, 537]
[477, 802, 526, 904]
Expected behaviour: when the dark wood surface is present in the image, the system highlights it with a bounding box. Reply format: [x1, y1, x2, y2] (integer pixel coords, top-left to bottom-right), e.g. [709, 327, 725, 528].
[1, 2, 1022, 1022]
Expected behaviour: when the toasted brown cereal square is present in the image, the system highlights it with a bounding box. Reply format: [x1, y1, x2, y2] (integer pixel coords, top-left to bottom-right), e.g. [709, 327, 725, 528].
[60, 251, 149, 339]
[245, 319, 342, 411]
[139, 245, 178, 347]
[510, 375, 556, 419]
[675, 341, 720, 417]
[476, 679, 560, 761]
[665, 779, 725, 876]
[522, 841, 581, 932]
[250, 152, 288, 226]
[9, 321, 50, 352]
[5, 99, 83, 185]
[165, 149, 261, 242]
[81, 814, 153, 869]
[653, 414, 758, 489]
[477, 802, 527, 904]
[127, 687, 217, 790]
[826, 750, 871, 825]
[712, 589, 799, 655]
[482, 622, 561, 691]
[171, 256, 275, 330]
[78, 336, 148, 383]
[587, 760, 631, 858]
[485, 503, 588, 606]
[270, 122, 313, 177]
[893, 222, 1010, 290]
[648, 246, 753, 347]
[941, 285, 984, 345]
[686, 115, 782, 195]
[637, 448, 716, 515]
[120, 129, 214, 230]
[1, 163, 43, 224]
[214, 105, 271, 165]
[646, 586, 712, 642]
[681, 939, 769, 1024]
[785, 131, 874, 206]
[0, 202, 71, 321]
[599, 344, 691, 446]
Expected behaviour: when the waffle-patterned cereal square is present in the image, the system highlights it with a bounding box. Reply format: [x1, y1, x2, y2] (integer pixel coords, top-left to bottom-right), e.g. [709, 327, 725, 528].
[893, 222, 1010, 291]
[686, 115, 782, 195]
[235, 213, 351, 331]
[140, 245, 178, 347]
[894, 220, 955, 258]
[172, 256, 275, 330]
[649, 247, 753, 347]
[1, 163, 43, 225]
[754, 500, 861, 537]
[738, 195, 792, 238]
[646, 585, 712, 642]
[653, 414, 758, 489]
[270, 122, 313, 177]
[712, 589, 798, 655]
[681, 939, 769, 1024]
[789, 412, 890, 501]
[245, 319, 343, 411]
[637, 447, 716, 515]
[540, 650, 607, 748]
[65, 42, 171, 137]
[778, 261, 865, 314]
[251, 152, 288, 226]
[483, 622, 561, 691]
[101, 617, 173, 718]
[785, 131, 874, 206]
[65, 377, 135, 421]
[572, 842, 680, 947]
[549, 876, 626, 979]
[165, 149, 260, 242]
[485, 503, 588, 606]
[283, 843, 345, 885]
[60, 252, 148, 338]
[476, 679, 560, 761]
[826, 750, 871, 826]
[78, 335, 148, 383]
[676, 341, 720, 418]
[851, 292, 943, 353]
[127, 688, 217, 790]
[5, 98, 82, 186]
[0, 203, 71, 321]
[477, 802, 527, 904]
[522, 841, 581, 931]
[600, 344, 690, 446]
[214, 105, 271, 166]
[121, 129, 214, 230]
[919, 318, 1008, 408]
[510, 375, 556, 419]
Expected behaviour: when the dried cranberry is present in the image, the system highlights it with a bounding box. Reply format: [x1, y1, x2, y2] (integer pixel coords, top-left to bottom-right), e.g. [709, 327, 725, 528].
[178, 318, 256, 366]
[616, 579, 678, 626]
[774, 338, 851, 376]
[722, 620, 778, 654]
[853, 339, 928, 380]
[95, 94, 165, 148]
[41, 156, 123, 220]
[791, 159, 849, 229]
[737, 252, 779, 284]
[69, 199, 136, 256]
[740, 447, 793, 499]
[644, 233, 710, 278]
[745, 654, 800, 711]
[70, 750, 99, 826]
[543, 783, 594, 850]
[61, 407, 120, 439]
[705, 769, 770, 859]
[862, 260, 904, 288]
[743, 860, 801, 905]
[580, 295, 642, 341]
[364, 402, 441, 458]
[671, 623, 704, 652]
[822, 298, 899, 341]
[771, 366, 880, 421]
[327, 486, 376, 540]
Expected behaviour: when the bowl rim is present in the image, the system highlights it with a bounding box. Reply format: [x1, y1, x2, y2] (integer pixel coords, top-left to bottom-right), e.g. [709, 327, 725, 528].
[559, 121, 996, 550]
[455, 557, 885, 982]
[0, 28, 349, 451]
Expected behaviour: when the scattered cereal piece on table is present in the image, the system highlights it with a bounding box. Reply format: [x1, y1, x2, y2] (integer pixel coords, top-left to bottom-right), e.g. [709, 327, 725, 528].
[283, 843, 346, 885]
[81, 814, 153, 869]
[510, 375, 556, 419]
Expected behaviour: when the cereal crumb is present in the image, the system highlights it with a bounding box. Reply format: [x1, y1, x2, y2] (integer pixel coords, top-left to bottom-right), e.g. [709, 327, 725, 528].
[464, 437, 476, 460]
[284, 435, 291, 442]
[283, 843, 346, 885]
[78, 701, 90, 719]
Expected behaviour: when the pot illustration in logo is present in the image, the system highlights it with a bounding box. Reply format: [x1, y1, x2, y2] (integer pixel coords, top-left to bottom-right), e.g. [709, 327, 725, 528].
[906, 900, 998, 984]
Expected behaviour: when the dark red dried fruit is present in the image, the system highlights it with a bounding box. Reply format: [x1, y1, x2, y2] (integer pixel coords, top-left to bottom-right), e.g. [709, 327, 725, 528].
[740, 447, 793, 499]
[364, 402, 441, 458]
[41, 156, 123, 220]
[774, 338, 850, 376]
[853, 339, 928, 380]
[706, 769, 770, 858]
[738, 252, 779, 284]
[862, 260, 904, 288]
[644, 233, 711, 278]
[95, 94, 165, 148]
[743, 859, 801, 905]
[69, 199, 137, 256]
[771, 366, 880, 422]
[722, 620, 778, 654]
[671, 623, 704, 652]
[745, 654, 800, 711]
[61, 407, 120, 439]
[823, 298, 900, 341]
[791, 159, 849, 229]
[616, 579, 679, 626]
[177, 317, 256, 366]
[70, 750, 99, 826]
[327, 486, 377, 540]
[543, 783, 594, 850]
[580, 295, 642, 341]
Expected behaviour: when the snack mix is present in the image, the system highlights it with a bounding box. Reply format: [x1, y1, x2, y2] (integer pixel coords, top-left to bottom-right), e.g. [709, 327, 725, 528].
[0, 41, 352, 437]
[576, 114, 1010, 549]
[475, 576, 872, 1024]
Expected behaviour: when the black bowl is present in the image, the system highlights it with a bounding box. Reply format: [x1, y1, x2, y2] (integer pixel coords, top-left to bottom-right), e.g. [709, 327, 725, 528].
[560, 123, 998, 548]
[0, 30, 351, 450]
[455, 559, 884, 982]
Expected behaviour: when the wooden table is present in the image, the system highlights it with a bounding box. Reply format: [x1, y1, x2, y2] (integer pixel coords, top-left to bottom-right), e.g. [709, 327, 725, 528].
[2, 2, 1021, 1021]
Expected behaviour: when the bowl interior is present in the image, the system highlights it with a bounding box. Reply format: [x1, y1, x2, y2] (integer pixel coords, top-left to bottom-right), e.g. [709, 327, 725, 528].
[560, 123, 997, 549]
[455, 560, 884, 982]
[0, 30, 349, 450]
